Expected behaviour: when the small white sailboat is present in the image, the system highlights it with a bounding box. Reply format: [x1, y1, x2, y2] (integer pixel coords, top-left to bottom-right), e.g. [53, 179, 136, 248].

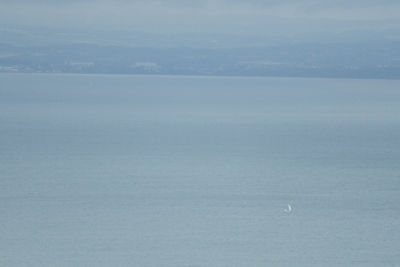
[284, 204, 292, 213]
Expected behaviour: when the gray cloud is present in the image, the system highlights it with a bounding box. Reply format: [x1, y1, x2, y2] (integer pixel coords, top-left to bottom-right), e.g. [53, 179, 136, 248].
[1, 0, 399, 35]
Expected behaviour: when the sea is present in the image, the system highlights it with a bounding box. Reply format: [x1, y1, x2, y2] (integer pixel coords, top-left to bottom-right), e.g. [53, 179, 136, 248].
[1, 73, 399, 266]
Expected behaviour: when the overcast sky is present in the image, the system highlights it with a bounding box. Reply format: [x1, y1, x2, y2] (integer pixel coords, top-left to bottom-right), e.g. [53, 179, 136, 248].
[1, 0, 400, 36]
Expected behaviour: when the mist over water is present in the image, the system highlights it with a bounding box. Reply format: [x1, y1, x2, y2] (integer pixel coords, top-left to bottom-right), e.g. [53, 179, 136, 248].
[1, 74, 400, 266]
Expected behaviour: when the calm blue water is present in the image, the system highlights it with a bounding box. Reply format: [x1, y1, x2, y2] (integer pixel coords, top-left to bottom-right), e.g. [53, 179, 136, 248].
[1, 74, 400, 266]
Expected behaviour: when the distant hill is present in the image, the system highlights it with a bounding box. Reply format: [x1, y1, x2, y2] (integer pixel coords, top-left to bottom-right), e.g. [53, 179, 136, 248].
[1, 41, 399, 79]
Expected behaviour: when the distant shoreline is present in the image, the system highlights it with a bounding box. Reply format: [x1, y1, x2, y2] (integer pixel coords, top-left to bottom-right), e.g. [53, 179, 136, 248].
[1, 71, 399, 81]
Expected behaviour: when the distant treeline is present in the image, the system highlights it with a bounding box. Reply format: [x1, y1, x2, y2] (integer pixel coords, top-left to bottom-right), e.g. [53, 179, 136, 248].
[0, 42, 399, 79]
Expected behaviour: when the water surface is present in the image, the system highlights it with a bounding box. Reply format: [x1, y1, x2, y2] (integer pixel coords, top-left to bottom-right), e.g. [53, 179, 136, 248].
[1, 74, 400, 266]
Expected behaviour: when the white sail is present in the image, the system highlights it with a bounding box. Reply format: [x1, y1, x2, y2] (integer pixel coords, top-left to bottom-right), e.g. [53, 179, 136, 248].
[284, 204, 292, 213]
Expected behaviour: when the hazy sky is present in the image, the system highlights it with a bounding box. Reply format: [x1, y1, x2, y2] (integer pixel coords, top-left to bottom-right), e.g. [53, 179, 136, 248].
[1, 0, 400, 36]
